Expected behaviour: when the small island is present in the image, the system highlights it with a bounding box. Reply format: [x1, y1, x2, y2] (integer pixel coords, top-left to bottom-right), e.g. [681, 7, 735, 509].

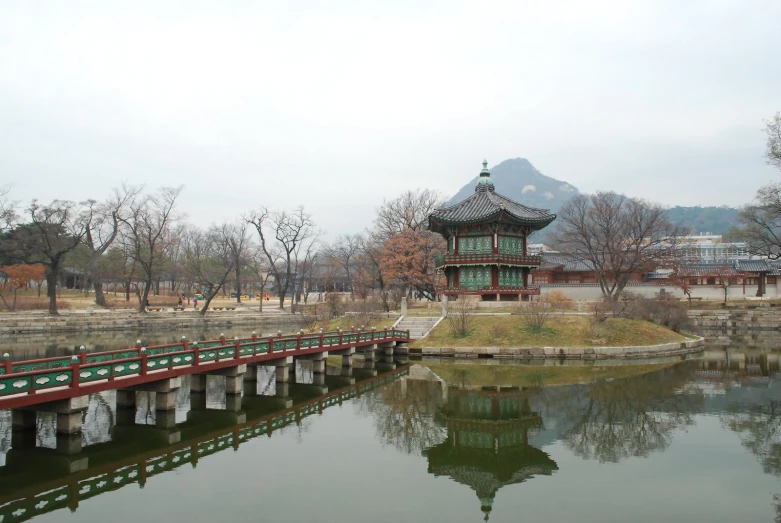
[409, 315, 703, 360]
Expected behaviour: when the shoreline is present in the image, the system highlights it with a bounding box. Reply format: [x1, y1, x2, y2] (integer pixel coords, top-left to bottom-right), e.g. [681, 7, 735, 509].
[410, 336, 705, 360]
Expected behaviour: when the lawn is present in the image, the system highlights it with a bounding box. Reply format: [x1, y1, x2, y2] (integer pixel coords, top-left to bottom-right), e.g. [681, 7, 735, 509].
[411, 315, 687, 348]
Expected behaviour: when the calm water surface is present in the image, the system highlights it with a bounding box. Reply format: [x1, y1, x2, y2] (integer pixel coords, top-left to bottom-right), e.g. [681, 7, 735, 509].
[2, 344, 781, 522]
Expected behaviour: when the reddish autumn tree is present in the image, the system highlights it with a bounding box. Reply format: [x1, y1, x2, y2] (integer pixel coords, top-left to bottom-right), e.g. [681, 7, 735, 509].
[379, 228, 445, 299]
[1, 264, 46, 311]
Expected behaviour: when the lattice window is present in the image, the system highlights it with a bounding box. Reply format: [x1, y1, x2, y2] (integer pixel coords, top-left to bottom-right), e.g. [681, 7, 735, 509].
[460, 236, 491, 254]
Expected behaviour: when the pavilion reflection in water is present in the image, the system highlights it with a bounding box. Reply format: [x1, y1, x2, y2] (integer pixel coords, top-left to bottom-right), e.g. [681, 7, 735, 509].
[423, 386, 557, 521]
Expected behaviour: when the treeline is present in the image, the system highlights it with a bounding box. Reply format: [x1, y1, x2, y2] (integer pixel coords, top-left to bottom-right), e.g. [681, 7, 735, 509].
[0, 185, 447, 316]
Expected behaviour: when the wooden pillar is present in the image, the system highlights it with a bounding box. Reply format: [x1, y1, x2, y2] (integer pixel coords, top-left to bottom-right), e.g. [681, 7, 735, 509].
[492, 266, 499, 288]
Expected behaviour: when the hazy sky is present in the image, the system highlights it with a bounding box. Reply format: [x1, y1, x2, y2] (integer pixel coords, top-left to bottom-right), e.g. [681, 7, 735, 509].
[1, 1, 779, 237]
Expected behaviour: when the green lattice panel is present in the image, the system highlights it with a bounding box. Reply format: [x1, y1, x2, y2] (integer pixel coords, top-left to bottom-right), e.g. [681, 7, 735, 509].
[110, 361, 142, 377]
[498, 266, 522, 287]
[0, 485, 71, 522]
[323, 336, 339, 345]
[198, 350, 218, 363]
[146, 454, 176, 477]
[146, 355, 172, 370]
[30, 370, 73, 389]
[459, 266, 491, 290]
[12, 357, 71, 374]
[197, 341, 225, 349]
[215, 347, 235, 359]
[460, 236, 492, 254]
[86, 350, 139, 364]
[271, 416, 285, 429]
[255, 342, 269, 354]
[0, 368, 5, 375]
[170, 353, 195, 366]
[169, 447, 193, 468]
[146, 345, 185, 357]
[300, 337, 316, 349]
[78, 364, 112, 383]
[0, 374, 31, 394]
[499, 236, 523, 255]
[276, 339, 297, 350]
[344, 334, 358, 343]
[197, 439, 222, 458]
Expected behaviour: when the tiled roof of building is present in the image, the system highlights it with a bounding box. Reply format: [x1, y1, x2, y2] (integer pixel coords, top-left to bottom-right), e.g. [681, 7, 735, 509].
[429, 161, 556, 231]
[735, 260, 773, 273]
[677, 264, 738, 277]
[538, 253, 595, 272]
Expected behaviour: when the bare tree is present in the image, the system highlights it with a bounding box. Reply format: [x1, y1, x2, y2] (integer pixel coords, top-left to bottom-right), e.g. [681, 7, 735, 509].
[0, 185, 17, 233]
[292, 237, 320, 306]
[82, 185, 139, 307]
[765, 111, 781, 171]
[225, 221, 252, 304]
[358, 230, 391, 310]
[245, 244, 280, 312]
[1, 200, 87, 315]
[373, 189, 444, 240]
[118, 186, 183, 313]
[735, 183, 781, 259]
[247, 206, 316, 310]
[323, 233, 362, 300]
[182, 224, 237, 315]
[552, 192, 687, 310]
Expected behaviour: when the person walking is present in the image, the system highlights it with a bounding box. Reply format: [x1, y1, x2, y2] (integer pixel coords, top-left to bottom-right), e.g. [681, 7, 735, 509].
[194, 298, 198, 311]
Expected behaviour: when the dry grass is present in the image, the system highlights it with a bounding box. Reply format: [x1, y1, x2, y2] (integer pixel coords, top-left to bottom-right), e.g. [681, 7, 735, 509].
[410, 315, 687, 348]
[0, 297, 72, 311]
[421, 360, 681, 388]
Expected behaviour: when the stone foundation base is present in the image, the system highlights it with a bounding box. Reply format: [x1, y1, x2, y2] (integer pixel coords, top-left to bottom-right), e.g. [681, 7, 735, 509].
[412, 337, 704, 359]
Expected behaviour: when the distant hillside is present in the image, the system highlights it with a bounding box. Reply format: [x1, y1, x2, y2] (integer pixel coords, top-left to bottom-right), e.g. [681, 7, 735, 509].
[665, 206, 739, 235]
[446, 158, 578, 212]
[446, 158, 739, 237]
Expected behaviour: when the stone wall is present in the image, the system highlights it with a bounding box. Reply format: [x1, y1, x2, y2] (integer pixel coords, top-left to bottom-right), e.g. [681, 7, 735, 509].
[0, 311, 300, 335]
[538, 283, 775, 301]
[688, 308, 781, 331]
[412, 336, 704, 359]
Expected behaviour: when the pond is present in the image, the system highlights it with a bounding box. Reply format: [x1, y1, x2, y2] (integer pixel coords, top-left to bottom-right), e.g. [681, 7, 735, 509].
[1, 343, 780, 523]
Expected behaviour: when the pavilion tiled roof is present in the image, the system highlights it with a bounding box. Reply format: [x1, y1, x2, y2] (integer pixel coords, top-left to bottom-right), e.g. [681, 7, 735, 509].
[429, 161, 556, 231]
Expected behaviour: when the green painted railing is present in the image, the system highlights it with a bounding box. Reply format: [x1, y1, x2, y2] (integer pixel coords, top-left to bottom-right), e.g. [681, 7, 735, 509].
[0, 329, 410, 398]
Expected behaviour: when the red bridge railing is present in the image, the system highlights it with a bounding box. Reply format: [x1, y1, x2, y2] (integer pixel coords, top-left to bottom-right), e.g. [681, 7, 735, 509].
[0, 328, 410, 410]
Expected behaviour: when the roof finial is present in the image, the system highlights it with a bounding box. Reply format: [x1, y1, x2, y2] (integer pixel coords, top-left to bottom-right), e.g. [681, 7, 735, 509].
[476, 159, 494, 191]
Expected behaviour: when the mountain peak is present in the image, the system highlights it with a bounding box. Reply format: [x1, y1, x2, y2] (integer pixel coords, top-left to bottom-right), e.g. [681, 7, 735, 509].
[446, 158, 578, 211]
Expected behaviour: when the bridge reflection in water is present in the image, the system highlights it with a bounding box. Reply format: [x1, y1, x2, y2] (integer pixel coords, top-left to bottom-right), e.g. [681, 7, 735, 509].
[423, 387, 557, 521]
[0, 356, 409, 523]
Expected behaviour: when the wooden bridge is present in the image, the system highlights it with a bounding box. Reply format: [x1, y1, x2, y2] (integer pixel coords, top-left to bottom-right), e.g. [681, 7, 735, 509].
[0, 327, 411, 434]
[0, 365, 410, 523]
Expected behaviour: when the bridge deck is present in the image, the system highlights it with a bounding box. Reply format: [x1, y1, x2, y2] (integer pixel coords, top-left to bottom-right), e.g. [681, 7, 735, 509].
[0, 328, 410, 410]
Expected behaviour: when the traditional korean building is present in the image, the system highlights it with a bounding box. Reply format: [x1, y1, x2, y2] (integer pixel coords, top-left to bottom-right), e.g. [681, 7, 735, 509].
[423, 387, 557, 521]
[429, 161, 556, 301]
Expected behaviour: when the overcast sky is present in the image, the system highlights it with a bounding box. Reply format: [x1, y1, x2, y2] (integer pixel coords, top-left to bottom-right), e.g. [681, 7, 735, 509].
[1, 0, 779, 237]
